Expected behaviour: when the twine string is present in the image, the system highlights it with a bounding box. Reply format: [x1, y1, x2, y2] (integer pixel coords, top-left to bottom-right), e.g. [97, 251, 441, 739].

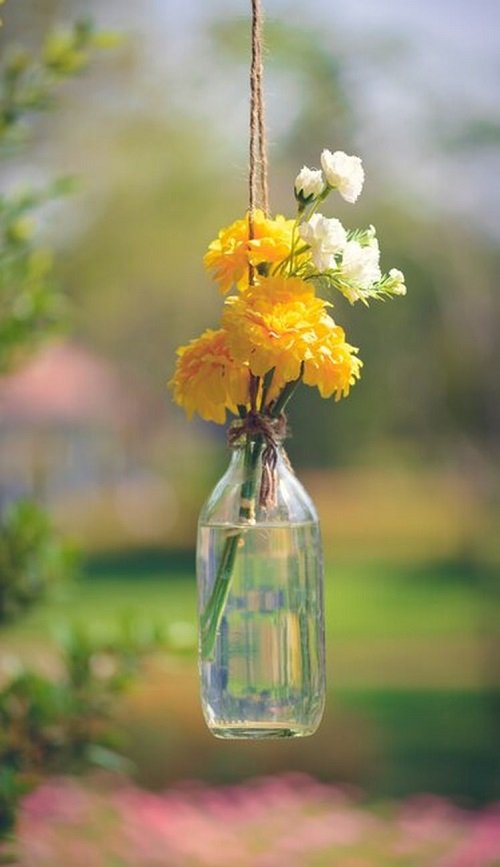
[249, 0, 269, 251]
[254, 0, 269, 216]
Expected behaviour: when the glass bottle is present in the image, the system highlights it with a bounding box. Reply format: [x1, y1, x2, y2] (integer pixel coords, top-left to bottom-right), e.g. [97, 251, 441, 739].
[197, 434, 326, 739]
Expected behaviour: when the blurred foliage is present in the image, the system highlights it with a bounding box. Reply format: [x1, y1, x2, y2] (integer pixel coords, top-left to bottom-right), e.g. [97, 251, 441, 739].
[0, 19, 119, 625]
[0, 622, 164, 837]
[0, 14, 128, 841]
[0, 769, 25, 841]
[0, 500, 77, 625]
[0, 19, 120, 372]
[0, 18, 120, 151]
[445, 118, 500, 150]
[0, 178, 77, 373]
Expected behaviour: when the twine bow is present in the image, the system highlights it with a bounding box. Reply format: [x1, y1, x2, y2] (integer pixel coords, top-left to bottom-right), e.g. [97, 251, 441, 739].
[228, 412, 287, 508]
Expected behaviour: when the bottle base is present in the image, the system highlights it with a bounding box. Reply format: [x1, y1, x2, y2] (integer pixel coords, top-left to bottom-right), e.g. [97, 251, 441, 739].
[208, 721, 317, 740]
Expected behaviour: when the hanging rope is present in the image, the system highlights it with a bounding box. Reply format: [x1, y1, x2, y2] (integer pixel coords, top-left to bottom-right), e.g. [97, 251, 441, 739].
[249, 0, 269, 244]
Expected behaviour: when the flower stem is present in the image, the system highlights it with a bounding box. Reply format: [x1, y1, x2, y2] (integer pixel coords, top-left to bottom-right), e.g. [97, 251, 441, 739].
[288, 217, 300, 275]
[271, 366, 303, 416]
[260, 367, 275, 411]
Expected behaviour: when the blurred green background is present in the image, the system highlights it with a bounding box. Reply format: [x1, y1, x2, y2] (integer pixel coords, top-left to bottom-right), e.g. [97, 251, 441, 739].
[1, 0, 499, 815]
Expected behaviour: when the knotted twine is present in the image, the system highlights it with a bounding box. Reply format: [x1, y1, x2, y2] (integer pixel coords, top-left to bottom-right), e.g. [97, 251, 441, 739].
[228, 412, 288, 509]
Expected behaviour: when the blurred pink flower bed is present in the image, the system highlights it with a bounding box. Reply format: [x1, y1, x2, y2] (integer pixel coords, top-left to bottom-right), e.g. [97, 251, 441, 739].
[10, 773, 500, 866]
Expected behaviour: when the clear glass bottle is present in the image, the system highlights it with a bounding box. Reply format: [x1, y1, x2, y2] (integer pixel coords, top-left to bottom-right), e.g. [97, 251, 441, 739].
[197, 435, 326, 739]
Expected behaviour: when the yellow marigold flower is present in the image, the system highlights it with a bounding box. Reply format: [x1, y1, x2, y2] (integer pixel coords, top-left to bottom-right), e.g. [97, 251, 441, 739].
[168, 328, 249, 424]
[203, 210, 295, 294]
[223, 275, 333, 383]
[303, 328, 363, 400]
[223, 275, 362, 400]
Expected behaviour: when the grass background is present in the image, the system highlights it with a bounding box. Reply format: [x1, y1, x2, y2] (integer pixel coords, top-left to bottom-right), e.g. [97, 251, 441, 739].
[3, 548, 498, 805]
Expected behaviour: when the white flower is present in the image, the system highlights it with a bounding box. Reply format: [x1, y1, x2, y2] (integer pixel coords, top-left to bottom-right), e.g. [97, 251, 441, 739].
[388, 268, 407, 295]
[299, 213, 347, 271]
[320, 149, 365, 203]
[294, 166, 324, 200]
[341, 238, 381, 290]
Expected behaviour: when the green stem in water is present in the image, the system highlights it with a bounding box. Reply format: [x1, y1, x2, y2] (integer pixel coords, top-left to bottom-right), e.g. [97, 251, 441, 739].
[200, 433, 263, 660]
[199, 529, 240, 660]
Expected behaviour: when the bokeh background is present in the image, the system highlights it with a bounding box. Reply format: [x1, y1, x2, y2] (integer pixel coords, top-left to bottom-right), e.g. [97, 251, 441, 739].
[1, 0, 499, 862]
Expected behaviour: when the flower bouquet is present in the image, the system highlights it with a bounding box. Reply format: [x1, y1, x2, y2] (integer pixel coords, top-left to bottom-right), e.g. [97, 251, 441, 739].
[169, 148, 405, 738]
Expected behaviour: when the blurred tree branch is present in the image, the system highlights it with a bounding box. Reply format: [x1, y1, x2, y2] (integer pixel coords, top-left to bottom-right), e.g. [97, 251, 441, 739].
[0, 18, 121, 372]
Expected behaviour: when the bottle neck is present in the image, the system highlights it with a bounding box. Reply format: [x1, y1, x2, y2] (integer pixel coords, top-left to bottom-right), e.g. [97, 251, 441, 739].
[228, 436, 287, 467]
[228, 435, 290, 515]
[226, 415, 290, 512]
